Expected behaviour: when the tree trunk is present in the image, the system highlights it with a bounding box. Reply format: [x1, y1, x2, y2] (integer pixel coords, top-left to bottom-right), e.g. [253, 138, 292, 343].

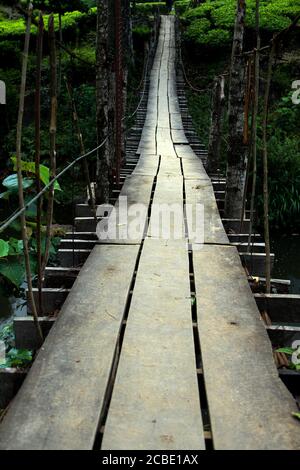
[123, 0, 134, 67]
[16, 3, 43, 343]
[42, 14, 57, 274]
[206, 75, 225, 175]
[121, 0, 133, 169]
[96, 0, 110, 203]
[224, 0, 248, 219]
[248, 0, 260, 251]
[262, 41, 276, 293]
[114, 0, 123, 184]
[35, 12, 44, 315]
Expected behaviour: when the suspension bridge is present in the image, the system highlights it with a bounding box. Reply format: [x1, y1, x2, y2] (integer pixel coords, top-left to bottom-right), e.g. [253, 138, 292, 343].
[0, 15, 299, 450]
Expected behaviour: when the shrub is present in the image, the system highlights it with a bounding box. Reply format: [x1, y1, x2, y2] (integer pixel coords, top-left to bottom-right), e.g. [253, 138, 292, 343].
[184, 18, 211, 43]
[133, 24, 152, 42]
[179, 0, 300, 50]
[174, 0, 190, 16]
[135, 2, 168, 16]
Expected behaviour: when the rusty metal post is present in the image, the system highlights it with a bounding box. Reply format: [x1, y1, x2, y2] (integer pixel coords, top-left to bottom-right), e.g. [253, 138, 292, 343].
[114, 0, 123, 186]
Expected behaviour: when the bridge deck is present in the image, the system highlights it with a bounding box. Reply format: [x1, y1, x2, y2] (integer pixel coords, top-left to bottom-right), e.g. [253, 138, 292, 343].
[0, 16, 299, 450]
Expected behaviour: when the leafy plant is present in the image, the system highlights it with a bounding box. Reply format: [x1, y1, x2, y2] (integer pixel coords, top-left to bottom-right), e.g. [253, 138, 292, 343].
[0, 323, 32, 369]
[179, 0, 300, 50]
[0, 348, 32, 368]
[0, 323, 14, 349]
[0, 240, 9, 258]
[292, 412, 300, 421]
[10, 156, 61, 191]
[0, 174, 34, 199]
[276, 347, 300, 371]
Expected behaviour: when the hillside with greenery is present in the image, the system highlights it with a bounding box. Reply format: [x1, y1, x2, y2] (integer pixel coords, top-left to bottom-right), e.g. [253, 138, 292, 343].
[176, 0, 300, 230]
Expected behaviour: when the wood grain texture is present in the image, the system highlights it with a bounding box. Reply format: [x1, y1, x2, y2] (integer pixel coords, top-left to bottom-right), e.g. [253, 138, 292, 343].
[193, 244, 300, 450]
[0, 245, 139, 449]
[102, 239, 205, 450]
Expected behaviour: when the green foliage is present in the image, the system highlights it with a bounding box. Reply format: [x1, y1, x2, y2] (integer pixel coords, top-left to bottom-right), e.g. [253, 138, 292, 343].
[255, 94, 300, 230]
[0, 174, 34, 199]
[180, 0, 300, 49]
[0, 324, 14, 350]
[133, 24, 152, 41]
[0, 235, 60, 288]
[186, 89, 211, 147]
[0, 8, 97, 39]
[0, 323, 32, 369]
[184, 18, 210, 43]
[276, 347, 300, 371]
[256, 135, 300, 229]
[135, 2, 168, 15]
[174, 1, 190, 16]
[0, 347, 32, 368]
[10, 157, 61, 191]
[0, 240, 9, 258]
[0, 250, 35, 287]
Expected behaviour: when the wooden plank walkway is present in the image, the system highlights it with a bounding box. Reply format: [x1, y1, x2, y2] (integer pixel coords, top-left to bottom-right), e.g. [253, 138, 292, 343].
[0, 15, 299, 450]
[0, 245, 139, 449]
[193, 245, 299, 450]
[102, 240, 205, 450]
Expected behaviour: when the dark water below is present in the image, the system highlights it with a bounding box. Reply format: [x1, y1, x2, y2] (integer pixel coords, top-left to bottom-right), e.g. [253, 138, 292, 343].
[271, 235, 300, 294]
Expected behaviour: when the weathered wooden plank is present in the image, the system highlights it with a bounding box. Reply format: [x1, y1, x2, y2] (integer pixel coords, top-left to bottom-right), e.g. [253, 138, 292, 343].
[171, 129, 188, 144]
[185, 179, 228, 245]
[170, 112, 183, 130]
[158, 155, 182, 176]
[175, 144, 198, 160]
[98, 175, 154, 244]
[181, 158, 210, 181]
[147, 176, 185, 240]
[0, 245, 139, 449]
[193, 244, 299, 450]
[102, 239, 205, 450]
[131, 154, 160, 177]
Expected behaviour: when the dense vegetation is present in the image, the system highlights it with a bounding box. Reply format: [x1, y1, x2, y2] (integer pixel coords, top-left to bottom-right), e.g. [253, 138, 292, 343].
[0, 2, 154, 360]
[176, 0, 300, 230]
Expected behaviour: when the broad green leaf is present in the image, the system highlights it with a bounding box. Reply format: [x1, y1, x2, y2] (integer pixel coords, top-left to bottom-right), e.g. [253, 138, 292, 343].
[8, 238, 23, 256]
[0, 255, 36, 287]
[0, 239, 9, 258]
[11, 157, 61, 191]
[0, 191, 11, 200]
[292, 412, 300, 421]
[0, 257, 25, 287]
[276, 347, 294, 355]
[2, 174, 34, 192]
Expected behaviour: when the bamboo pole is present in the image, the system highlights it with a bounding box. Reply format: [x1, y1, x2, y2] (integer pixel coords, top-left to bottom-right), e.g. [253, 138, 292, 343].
[16, 3, 43, 343]
[35, 12, 44, 315]
[239, 58, 253, 234]
[64, 78, 97, 221]
[262, 40, 276, 294]
[42, 14, 57, 273]
[248, 0, 261, 252]
[58, 12, 62, 96]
